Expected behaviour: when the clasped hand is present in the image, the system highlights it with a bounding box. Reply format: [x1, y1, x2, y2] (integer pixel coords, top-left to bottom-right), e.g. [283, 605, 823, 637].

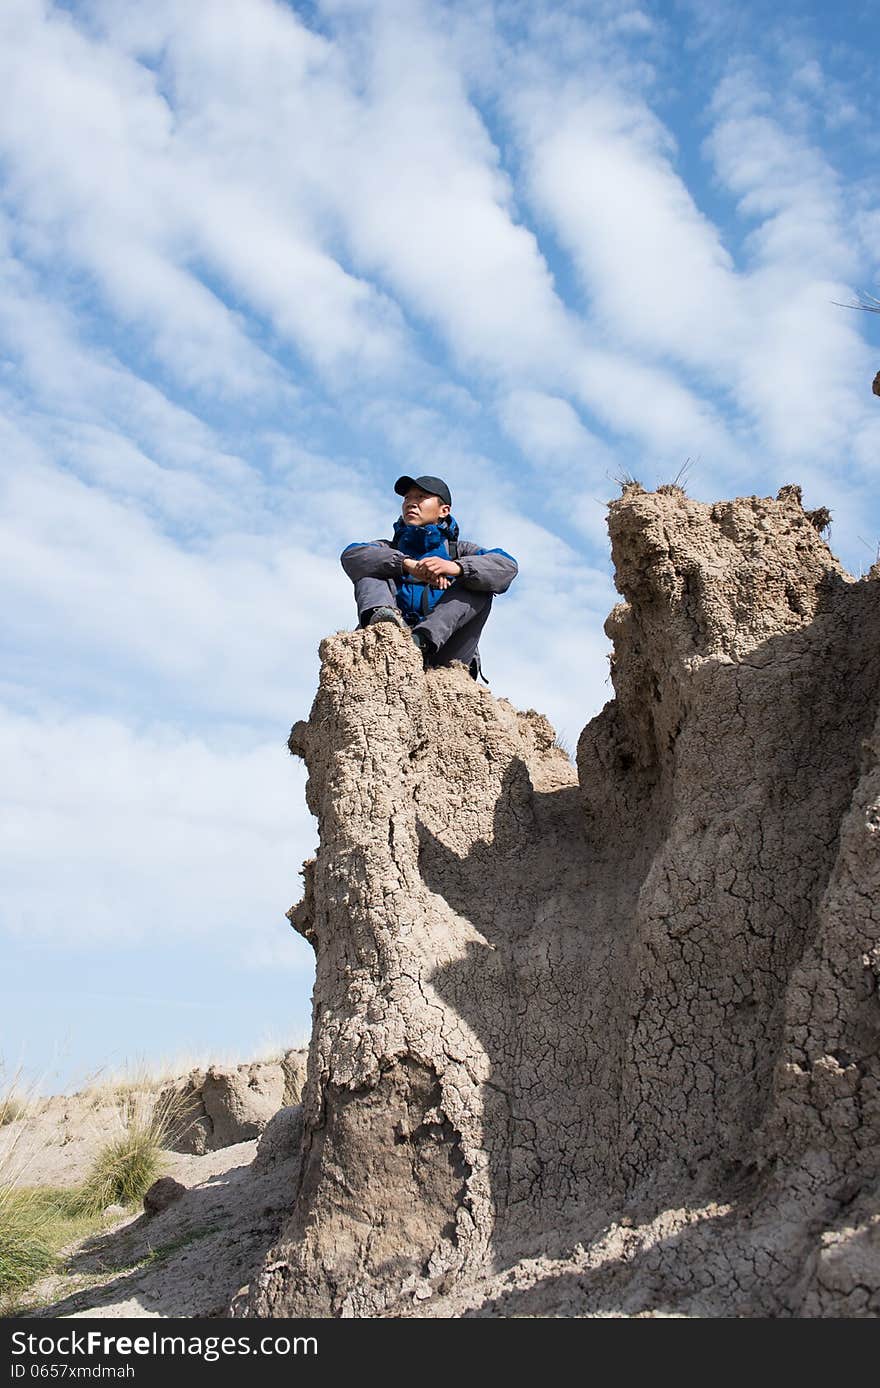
[404, 555, 460, 589]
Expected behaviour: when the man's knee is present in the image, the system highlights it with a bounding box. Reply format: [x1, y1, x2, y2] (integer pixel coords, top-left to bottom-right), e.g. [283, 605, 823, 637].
[425, 585, 492, 625]
[353, 576, 398, 625]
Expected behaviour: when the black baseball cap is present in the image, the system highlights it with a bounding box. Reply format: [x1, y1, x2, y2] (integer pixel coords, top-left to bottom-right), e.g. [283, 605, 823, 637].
[394, 474, 452, 507]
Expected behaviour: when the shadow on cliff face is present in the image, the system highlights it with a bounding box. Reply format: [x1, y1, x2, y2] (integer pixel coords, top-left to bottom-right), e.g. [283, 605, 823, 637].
[418, 564, 880, 1292]
[416, 766, 632, 1229]
[461, 1168, 880, 1317]
[454, 1198, 790, 1318]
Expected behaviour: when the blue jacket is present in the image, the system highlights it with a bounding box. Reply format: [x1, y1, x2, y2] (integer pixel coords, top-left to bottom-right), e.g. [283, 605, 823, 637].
[341, 513, 517, 626]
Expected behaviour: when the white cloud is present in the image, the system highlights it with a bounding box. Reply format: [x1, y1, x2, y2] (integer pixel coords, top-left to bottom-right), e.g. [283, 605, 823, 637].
[704, 72, 880, 460]
[499, 389, 606, 463]
[0, 705, 317, 954]
[0, 442, 355, 722]
[496, 390, 615, 548]
[572, 348, 738, 468]
[493, 41, 880, 476]
[731, 275, 878, 462]
[514, 86, 745, 370]
[459, 497, 617, 744]
[486, 595, 614, 750]
[0, 241, 274, 494]
[707, 77, 854, 274]
[0, 0, 408, 392]
[323, 3, 580, 380]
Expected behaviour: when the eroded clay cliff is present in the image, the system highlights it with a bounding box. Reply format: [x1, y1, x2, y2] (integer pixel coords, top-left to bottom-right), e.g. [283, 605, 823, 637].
[245, 485, 880, 1318]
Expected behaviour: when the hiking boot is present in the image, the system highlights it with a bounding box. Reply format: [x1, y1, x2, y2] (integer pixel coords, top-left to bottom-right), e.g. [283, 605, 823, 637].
[366, 605, 404, 628]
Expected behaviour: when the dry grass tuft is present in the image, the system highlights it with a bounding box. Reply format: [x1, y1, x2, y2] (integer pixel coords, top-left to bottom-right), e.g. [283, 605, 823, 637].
[72, 1087, 194, 1216]
[0, 1090, 28, 1127]
[0, 1191, 55, 1301]
[0, 1072, 55, 1304]
[552, 733, 574, 762]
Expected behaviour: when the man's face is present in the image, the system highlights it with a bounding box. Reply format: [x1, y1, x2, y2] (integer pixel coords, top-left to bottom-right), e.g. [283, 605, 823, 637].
[402, 486, 450, 526]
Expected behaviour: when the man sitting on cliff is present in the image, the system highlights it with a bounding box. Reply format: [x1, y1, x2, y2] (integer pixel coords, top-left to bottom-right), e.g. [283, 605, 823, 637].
[340, 475, 518, 681]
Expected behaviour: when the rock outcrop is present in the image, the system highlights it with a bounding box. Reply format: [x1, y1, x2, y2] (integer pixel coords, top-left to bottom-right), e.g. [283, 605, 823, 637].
[161, 1050, 307, 1155]
[245, 485, 880, 1318]
[143, 1176, 186, 1217]
[0, 1052, 309, 1192]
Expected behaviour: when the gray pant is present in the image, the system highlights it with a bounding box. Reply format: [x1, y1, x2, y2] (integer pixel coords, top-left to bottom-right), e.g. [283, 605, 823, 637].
[354, 576, 492, 676]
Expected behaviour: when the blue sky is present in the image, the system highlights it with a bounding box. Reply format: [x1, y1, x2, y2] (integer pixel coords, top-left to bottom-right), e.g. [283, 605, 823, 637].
[2, 0, 879, 1094]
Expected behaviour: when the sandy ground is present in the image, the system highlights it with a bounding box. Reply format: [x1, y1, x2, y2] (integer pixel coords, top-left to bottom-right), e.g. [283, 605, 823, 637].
[1, 1091, 169, 1190]
[1, 1091, 700, 1318]
[5, 1118, 708, 1318]
[1, 1084, 300, 1320]
[10, 1140, 298, 1319]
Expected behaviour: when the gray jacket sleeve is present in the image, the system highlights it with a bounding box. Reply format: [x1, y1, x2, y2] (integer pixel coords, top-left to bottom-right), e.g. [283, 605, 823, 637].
[455, 541, 518, 594]
[340, 540, 406, 582]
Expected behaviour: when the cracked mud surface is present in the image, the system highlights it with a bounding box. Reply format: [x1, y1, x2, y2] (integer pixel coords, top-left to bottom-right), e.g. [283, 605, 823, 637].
[244, 485, 880, 1318]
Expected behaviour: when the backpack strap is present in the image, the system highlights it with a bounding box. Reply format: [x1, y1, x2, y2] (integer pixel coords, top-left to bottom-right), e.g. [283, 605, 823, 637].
[470, 652, 489, 684]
